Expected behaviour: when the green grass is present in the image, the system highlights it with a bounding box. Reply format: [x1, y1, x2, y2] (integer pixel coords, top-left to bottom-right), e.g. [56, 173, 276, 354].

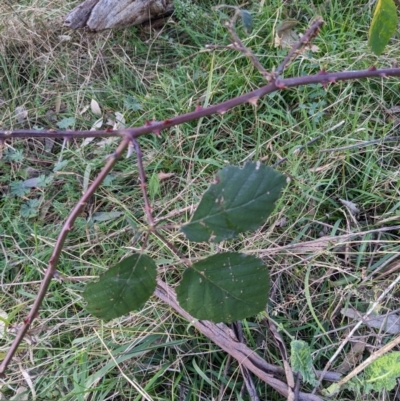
[1, 0, 400, 400]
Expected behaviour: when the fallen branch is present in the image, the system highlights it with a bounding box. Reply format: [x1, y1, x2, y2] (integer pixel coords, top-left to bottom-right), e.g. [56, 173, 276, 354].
[155, 279, 326, 401]
[64, 0, 174, 31]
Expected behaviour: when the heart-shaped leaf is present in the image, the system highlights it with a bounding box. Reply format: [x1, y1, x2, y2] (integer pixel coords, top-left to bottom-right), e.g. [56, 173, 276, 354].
[83, 254, 157, 321]
[181, 162, 286, 242]
[176, 252, 269, 323]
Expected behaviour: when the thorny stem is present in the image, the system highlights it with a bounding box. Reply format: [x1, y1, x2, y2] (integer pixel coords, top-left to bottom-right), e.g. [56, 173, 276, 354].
[275, 17, 324, 77]
[0, 138, 131, 377]
[3, 69, 400, 141]
[131, 140, 191, 264]
[217, 6, 272, 81]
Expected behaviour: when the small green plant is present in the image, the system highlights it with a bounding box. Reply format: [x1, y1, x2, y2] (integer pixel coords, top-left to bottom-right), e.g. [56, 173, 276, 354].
[291, 340, 318, 387]
[325, 352, 400, 396]
[362, 352, 400, 393]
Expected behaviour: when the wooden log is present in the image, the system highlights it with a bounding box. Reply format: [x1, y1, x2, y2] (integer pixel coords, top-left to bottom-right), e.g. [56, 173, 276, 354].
[64, 0, 174, 31]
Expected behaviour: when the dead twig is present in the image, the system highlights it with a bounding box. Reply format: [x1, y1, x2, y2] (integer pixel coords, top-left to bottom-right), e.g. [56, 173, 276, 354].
[155, 279, 324, 401]
[268, 319, 296, 401]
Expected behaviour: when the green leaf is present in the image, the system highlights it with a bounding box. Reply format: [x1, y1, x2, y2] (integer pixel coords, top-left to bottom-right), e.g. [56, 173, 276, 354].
[149, 173, 160, 198]
[9, 180, 30, 197]
[3, 149, 24, 162]
[91, 211, 123, 223]
[181, 162, 286, 242]
[176, 252, 269, 323]
[83, 254, 157, 321]
[20, 199, 40, 218]
[240, 10, 253, 34]
[56, 117, 76, 129]
[363, 352, 400, 392]
[124, 95, 142, 111]
[368, 0, 398, 56]
[291, 340, 318, 386]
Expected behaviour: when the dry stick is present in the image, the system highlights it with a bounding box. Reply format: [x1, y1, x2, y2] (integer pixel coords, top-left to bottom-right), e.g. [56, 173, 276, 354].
[268, 319, 295, 401]
[313, 271, 400, 392]
[0, 137, 131, 377]
[231, 321, 260, 401]
[321, 135, 400, 153]
[155, 279, 324, 401]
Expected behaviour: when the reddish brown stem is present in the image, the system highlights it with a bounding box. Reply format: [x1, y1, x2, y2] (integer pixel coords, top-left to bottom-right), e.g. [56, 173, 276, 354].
[275, 17, 324, 77]
[0, 138, 130, 377]
[2, 68, 400, 141]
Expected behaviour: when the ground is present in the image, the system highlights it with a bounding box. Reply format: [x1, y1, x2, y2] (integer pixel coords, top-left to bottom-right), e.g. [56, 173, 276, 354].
[0, 0, 400, 400]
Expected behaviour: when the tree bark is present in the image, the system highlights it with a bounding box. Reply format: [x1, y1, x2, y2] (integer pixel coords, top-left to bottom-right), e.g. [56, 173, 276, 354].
[64, 0, 174, 31]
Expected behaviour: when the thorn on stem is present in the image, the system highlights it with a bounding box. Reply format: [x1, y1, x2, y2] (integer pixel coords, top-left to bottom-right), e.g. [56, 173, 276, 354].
[275, 80, 287, 89]
[248, 97, 259, 107]
[368, 65, 377, 71]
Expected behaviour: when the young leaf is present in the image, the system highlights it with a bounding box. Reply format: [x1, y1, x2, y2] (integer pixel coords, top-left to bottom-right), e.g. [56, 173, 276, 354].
[124, 95, 142, 111]
[20, 199, 40, 218]
[176, 252, 269, 323]
[181, 162, 286, 242]
[56, 117, 76, 129]
[10, 180, 30, 197]
[240, 10, 253, 35]
[291, 340, 318, 386]
[83, 254, 157, 321]
[363, 352, 400, 392]
[368, 0, 398, 56]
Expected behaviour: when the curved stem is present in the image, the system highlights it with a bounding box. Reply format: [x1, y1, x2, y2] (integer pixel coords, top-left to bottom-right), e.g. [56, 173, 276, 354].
[0, 138, 130, 377]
